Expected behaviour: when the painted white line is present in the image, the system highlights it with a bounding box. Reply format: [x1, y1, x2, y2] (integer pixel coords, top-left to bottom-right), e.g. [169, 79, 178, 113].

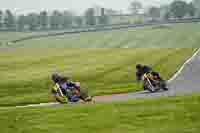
[168, 48, 200, 83]
[0, 103, 59, 110]
[13, 102, 59, 108]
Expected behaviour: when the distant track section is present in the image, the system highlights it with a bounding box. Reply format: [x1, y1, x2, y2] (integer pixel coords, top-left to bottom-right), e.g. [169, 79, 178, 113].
[10, 18, 200, 43]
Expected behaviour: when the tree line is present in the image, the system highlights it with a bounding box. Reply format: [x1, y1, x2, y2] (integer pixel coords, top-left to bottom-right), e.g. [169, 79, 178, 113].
[130, 0, 200, 20]
[0, 8, 109, 31]
[0, 0, 200, 31]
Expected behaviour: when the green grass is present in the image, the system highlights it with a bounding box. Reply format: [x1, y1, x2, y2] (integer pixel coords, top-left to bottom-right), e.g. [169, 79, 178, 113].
[11, 23, 200, 48]
[0, 23, 199, 106]
[0, 23, 200, 133]
[0, 48, 196, 106]
[1, 94, 200, 133]
[0, 32, 37, 45]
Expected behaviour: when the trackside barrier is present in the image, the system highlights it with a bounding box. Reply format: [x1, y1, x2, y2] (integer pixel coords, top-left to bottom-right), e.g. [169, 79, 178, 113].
[10, 18, 200, 43]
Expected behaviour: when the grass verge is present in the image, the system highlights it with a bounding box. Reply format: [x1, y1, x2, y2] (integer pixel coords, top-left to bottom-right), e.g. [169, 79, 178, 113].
[0, 94, 200, 133]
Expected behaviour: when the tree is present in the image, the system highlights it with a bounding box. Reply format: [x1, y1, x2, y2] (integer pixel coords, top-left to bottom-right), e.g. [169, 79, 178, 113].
[39, 11, 48, 29]
[148, 6, 161, 19]
[50, 10, 63, 29]
[84, 8, 96, 26]
[74, 16, 83, 27]
[98, 15, 109, 25]
[17, 15, 26, 31]
[26, 13, 39, 30]
[4, 10, 16, 29]
[129, 1, 143, 15]
[0, 10, 3, 28]
[192, 0, 200, 17]
[160, 5, 171, 20]
[62, 11, 73, 28]
[170, 0, 188, 18]
[187, 2, 196, 17]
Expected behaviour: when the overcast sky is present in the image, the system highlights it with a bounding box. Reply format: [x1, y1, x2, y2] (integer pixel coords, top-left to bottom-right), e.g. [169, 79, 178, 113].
[0, 0, 192, 15]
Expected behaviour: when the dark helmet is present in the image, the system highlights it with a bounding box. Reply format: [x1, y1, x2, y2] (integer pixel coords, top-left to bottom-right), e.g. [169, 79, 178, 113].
[51, 73, 61, 83]
[136, 64, 142, 69]
[59, 76, 69, 83]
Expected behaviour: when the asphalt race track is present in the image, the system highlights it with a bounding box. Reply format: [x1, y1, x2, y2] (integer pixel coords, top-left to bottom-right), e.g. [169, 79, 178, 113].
[95, 48, 200, 101]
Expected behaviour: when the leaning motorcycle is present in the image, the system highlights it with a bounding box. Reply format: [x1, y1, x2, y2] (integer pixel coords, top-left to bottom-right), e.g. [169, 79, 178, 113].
[142, 73, 168, 93]
[51, 84, 93, 104]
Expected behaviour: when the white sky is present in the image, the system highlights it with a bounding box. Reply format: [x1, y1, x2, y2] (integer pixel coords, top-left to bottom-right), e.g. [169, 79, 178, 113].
[0, 0, 192, 15]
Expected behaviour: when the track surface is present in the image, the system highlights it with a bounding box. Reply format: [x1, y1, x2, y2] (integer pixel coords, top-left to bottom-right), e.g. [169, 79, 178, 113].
[7, 48, 200, 108]
[95, 48, 200, 101]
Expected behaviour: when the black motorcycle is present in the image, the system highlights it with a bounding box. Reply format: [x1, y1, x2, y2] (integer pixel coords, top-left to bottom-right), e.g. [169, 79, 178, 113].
[142, 73, 168, 93]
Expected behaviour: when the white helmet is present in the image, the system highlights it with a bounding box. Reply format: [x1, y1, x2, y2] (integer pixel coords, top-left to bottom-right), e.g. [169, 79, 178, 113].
[75, 82, 80, 87]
